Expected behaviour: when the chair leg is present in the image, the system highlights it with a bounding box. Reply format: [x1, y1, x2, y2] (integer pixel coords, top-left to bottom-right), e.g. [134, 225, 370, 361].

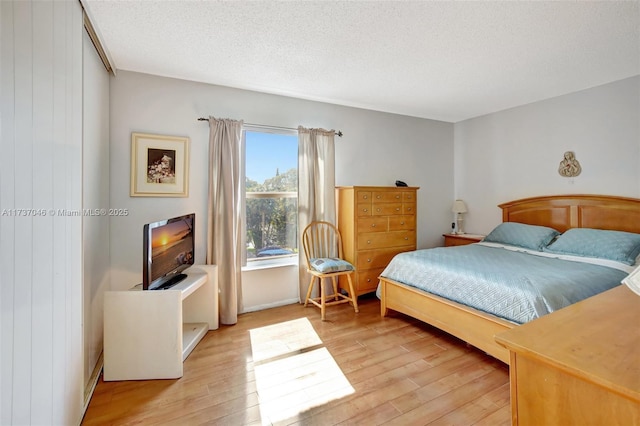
[331, 276, 339, 301]
[320, 277, 326, 321]
[346, 273, 359, 313]
[304, 275, 315, 307]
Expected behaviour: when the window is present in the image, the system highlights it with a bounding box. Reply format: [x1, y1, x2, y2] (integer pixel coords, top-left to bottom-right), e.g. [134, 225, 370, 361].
[244, 129, 298, 264]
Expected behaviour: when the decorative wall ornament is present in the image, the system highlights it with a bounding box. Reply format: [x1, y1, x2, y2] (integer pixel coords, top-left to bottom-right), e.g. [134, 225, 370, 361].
[130, 132, 190, 197]
[558, 151, 582, 178]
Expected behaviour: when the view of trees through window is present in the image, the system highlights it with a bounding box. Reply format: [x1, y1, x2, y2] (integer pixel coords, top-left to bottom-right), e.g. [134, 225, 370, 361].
[245, 131, 298, 261]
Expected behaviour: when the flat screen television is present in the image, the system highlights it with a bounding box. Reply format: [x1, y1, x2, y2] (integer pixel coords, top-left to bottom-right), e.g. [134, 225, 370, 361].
[143, 213, 195, 290]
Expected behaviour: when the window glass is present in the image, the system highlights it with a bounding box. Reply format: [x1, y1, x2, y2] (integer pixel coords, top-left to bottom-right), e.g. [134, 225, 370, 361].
[244, 130, 298, 262]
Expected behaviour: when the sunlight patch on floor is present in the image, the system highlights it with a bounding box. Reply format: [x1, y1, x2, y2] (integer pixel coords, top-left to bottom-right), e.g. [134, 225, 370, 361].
[249, 317, 354, 424]
[250, 317, 323, 363]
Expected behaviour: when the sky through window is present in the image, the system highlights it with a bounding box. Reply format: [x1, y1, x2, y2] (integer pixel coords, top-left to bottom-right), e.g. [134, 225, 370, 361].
[245, 131, 297, 184]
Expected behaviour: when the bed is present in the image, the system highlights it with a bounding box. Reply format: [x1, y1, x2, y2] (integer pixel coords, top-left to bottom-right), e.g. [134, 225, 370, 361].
[378, 194, 640, 364]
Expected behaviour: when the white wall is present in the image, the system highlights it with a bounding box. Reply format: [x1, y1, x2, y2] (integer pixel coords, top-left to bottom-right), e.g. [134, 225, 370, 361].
[1, 1, 84, 424]
[241, 264, 299, 312]
[109, 71, 454, 310]
[454, 76, 640, 234]
[82, 29, 110, 406]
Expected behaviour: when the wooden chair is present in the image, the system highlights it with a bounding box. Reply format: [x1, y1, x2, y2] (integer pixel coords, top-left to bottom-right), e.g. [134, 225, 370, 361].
[302, 221, 359, 320]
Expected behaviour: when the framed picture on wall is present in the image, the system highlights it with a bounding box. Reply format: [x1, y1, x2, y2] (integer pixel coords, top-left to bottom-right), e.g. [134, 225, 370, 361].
[130, 132, 190, 197]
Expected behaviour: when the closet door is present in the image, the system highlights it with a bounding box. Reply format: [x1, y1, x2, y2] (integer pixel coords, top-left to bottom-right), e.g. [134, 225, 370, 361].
[82, 26, 111, 413]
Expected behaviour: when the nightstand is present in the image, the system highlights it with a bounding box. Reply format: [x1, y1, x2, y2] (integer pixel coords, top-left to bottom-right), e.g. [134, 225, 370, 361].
[443, 233, 484, 247]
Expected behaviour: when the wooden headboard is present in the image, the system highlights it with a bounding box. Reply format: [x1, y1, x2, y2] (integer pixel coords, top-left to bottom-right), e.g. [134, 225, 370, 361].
[499, 194, 640, 234]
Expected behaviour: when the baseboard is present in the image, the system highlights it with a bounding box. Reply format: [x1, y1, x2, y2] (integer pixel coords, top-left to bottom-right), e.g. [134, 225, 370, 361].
[242, 298, 299, 313]
[83, 351, 103, 415]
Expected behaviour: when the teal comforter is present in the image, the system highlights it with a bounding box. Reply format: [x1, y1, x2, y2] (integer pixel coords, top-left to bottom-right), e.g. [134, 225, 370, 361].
[378, 244, 626, 324]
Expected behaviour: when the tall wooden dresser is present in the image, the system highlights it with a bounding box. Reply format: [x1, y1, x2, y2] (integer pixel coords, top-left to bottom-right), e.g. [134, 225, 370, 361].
[336, 186, 419, 296]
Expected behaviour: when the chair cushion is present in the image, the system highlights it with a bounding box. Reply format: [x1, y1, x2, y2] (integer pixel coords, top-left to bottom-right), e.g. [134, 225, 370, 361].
[310, 258, 354, 273]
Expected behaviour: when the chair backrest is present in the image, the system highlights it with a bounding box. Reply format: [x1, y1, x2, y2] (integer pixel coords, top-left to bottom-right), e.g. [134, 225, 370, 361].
[302, 221, 344, 268]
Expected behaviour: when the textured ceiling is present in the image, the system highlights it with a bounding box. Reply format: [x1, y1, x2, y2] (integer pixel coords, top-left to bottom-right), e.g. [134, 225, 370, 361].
[83, 0, 639, 123]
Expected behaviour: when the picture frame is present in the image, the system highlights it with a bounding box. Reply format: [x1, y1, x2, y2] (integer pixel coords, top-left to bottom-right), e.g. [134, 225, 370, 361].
[130, 132, 190, 197]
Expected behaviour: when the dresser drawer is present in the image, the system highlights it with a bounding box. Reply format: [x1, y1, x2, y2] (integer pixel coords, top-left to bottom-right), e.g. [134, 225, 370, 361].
[358, 231, 415, 250]
[389, 215, 415, 231]
[356, 248, 400, 270]
[357, 217, 389, 232]
[356, 191, 372, 203]
[403, 203, 416, 215]
[403, 191, 416, 202]
[372, 191, 404, 203]
[356, 268, 385, 293]
[372, 202, 404, 216]
[356, 203, 373, 216]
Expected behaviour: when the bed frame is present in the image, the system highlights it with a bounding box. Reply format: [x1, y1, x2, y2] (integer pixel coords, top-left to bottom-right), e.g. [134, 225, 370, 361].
[379, 194, 640, 364]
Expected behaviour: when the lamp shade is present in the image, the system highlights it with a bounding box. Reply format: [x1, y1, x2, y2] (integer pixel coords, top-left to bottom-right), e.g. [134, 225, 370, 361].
[451, 199, 468, 213]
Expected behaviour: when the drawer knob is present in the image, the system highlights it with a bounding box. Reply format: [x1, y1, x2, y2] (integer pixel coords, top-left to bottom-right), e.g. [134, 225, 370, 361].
[363, 195, 368, 199]
[363, 208, 368, 212]
[367, 240, 371, 244]
[367, 278, 371, 282]
[376, 195, 381, 199]
[371, 223, 376, 227]
[404, 237, 409, 240]
[400, 221, 405, 225]
[395, 208, 400, 211]
[376, 208, 381, 212]
[367, 258, 371, 262]
[407, 207, 412, 212]
[395, 195, 400, 199]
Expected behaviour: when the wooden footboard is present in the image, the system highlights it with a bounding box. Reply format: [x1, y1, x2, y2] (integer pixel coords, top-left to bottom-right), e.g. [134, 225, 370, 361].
[379, 276, 514, 364]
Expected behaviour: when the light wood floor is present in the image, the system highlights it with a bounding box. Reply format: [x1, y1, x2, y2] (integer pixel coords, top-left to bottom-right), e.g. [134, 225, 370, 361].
[83, 294, 510, 426]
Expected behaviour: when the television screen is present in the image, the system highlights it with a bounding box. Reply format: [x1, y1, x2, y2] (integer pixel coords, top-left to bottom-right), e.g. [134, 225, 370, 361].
[143, 213, 195, 290]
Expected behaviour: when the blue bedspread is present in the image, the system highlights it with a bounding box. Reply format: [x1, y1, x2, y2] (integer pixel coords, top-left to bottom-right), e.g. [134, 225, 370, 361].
[378, 244, 626, 324]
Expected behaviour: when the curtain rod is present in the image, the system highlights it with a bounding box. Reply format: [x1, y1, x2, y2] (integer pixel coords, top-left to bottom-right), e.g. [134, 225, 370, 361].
[197, 117, 343, 137]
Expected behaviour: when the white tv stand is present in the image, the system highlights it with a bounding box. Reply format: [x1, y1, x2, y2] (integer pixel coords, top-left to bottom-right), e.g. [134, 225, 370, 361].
[103, 265, 218, 381]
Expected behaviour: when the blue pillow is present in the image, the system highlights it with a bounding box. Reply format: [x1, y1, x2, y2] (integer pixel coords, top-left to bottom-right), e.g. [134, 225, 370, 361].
[483, 222, 560, 251]
[310, 258, 354, 273]
[544, 228, 640, 265]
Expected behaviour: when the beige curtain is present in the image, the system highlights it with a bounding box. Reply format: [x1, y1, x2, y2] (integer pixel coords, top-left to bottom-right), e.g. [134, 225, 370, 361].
[206, 117, 244, 325]
[297, 126, 336, 302]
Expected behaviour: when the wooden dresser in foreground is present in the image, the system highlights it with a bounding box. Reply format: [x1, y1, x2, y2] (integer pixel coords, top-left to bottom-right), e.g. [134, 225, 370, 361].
[495, 285, 640, 426]
[336, 186, 419, 296]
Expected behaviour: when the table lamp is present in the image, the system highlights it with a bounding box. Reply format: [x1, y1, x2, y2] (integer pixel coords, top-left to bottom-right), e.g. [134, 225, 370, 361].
[452, 199, 467, 234]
